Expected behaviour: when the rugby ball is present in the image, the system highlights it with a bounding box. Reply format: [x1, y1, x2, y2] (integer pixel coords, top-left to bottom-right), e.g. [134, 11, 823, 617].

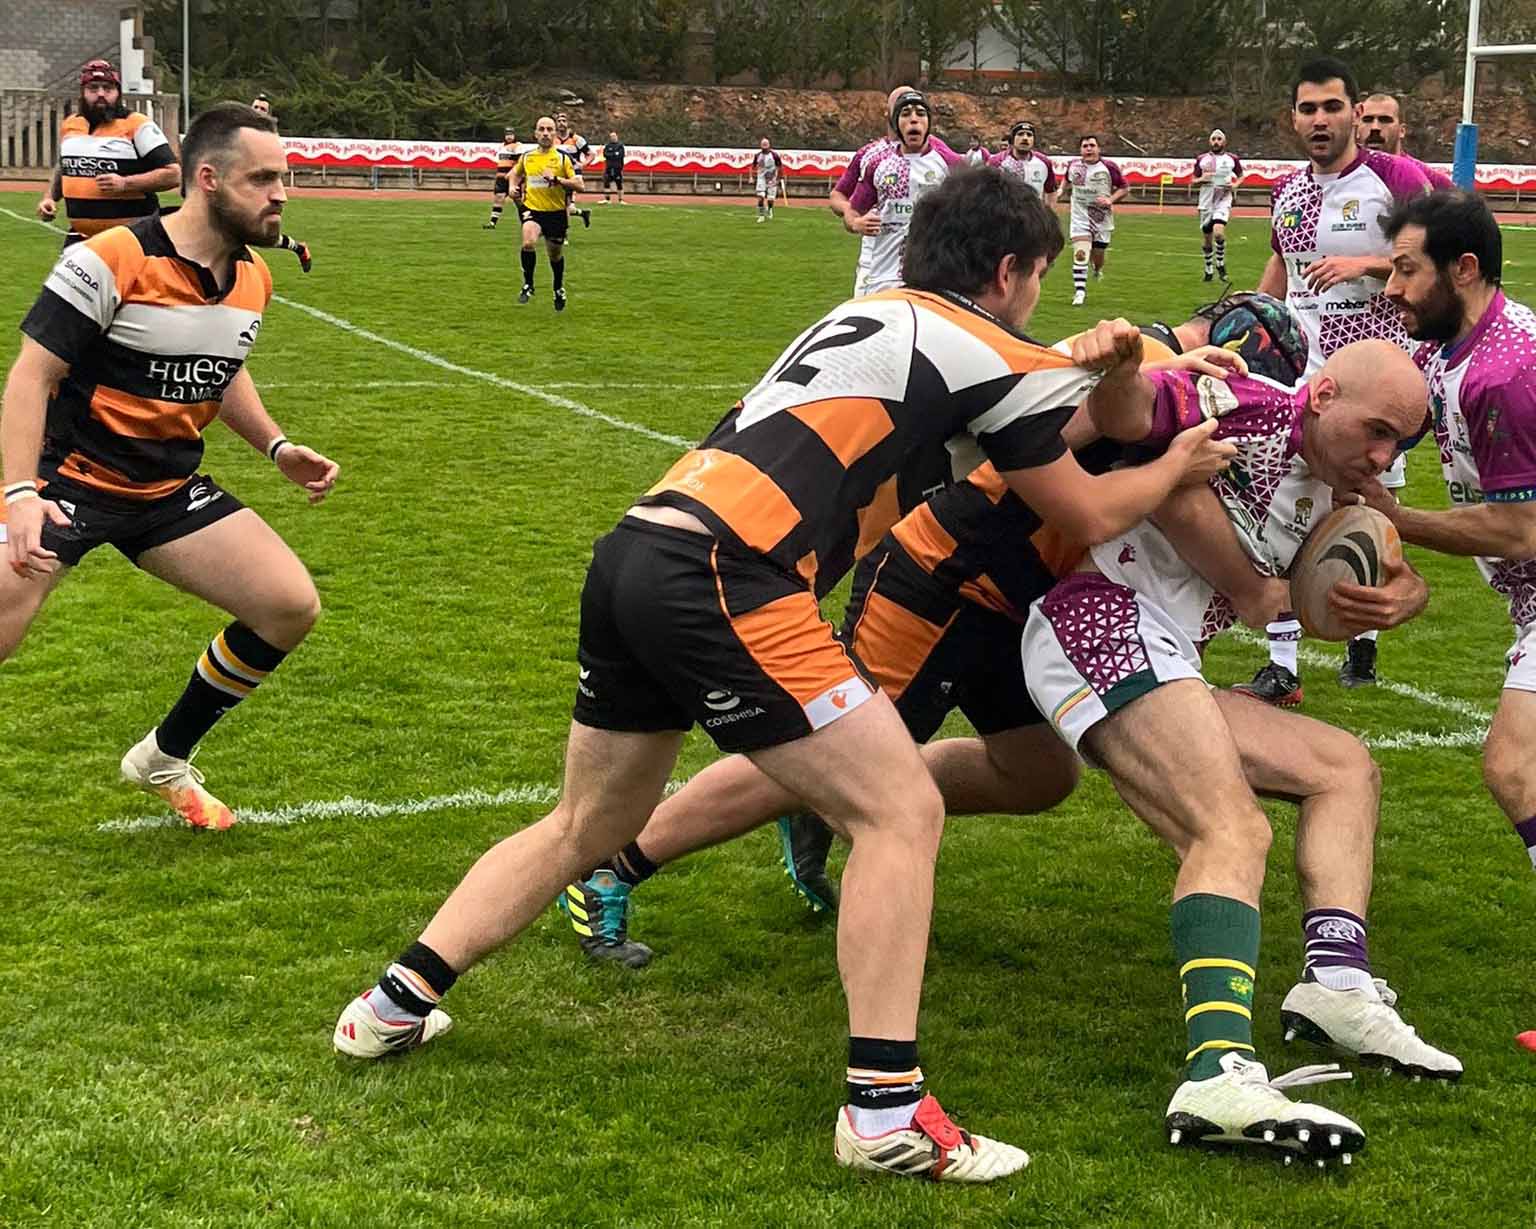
[1288, 505, 1402, 642]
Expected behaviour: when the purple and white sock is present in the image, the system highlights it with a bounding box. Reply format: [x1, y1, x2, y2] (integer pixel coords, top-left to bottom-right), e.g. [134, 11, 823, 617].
[1516, 815, 1536, 870]
[1302, 907, 1377, 997]
[1267, 612, 1302, 674]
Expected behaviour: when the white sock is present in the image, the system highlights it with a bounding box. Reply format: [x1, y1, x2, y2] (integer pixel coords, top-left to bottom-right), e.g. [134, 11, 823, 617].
[1355, 629, 1379, 643]
[1309, 964, 1380, 998]
[1267, 615, 1302, 674]
[847, 1102, 920, 1135]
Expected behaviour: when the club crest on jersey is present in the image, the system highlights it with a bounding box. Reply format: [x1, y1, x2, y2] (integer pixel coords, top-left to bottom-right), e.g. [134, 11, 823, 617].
[1340, 199, 1359, 221]
[1292, 496, 1314, 533]
[1196, 374, 1241, 420]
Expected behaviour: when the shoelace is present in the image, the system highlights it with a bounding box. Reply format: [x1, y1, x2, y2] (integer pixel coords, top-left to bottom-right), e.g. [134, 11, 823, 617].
[144, 749, 208, 790]
[596, 883, 631, 942]
[1242, 1061, 1354, 1092]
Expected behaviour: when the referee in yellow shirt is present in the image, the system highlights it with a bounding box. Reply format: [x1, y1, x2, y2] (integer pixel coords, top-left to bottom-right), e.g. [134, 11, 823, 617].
[512, 116, 583, 311]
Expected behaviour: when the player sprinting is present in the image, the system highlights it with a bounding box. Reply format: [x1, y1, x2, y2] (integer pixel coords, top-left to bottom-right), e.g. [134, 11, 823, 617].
[37, 60, 179, 249]
[1, 102, 339, 830]
[1066, 135, 1128, 306]
[554, 112, 592, 231]
[330, 167, 1236, 1183]
[1240, 56, 1432, 704]
[1191, 128, 1244, 282]
[1377, 191, 1536, 879]
[987, 121, 1058, 205]
[249, 94, 312, 271]
[845, 90, 962, 295]
[511, 116, 582, 312]
[1359, 93, 1456, 190]
[752, 137, 783, 222]
[485, 125, 526, 229]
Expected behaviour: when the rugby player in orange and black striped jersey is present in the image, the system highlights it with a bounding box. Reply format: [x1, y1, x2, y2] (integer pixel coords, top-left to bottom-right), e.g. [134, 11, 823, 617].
[36, 60, 180, 249]
[2, 102, 339, 832]
[335, 166, 1237, 1184]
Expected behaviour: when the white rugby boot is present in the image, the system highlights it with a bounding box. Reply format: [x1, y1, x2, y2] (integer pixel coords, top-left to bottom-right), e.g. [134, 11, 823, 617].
[834, 1094, 1029, 1182]
[1164, 1052, 1364, 1167]
[333, 988, 453, 1058]
[1282, 978, 1464, 1081]
[120, 730, 236, 830]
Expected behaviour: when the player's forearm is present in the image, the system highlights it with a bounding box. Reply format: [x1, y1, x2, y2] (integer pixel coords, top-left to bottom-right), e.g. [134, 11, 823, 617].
[131, 165, 180, 193]
[0, 361, 51, 485]
[1257, 253, 1286, 298]
[1085, 368, 1156, 442]
[1153, 483, 1280, 620]
[48, 165, 63, 199]
[1109, 189, 1129, 205]
[1068, 453, 1191, 544]
[1391, 501, 1536, 560]
[217, 369, 286, 455]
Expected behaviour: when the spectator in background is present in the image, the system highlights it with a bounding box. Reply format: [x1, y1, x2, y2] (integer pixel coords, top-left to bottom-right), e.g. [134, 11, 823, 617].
[601, 130, 625, 205]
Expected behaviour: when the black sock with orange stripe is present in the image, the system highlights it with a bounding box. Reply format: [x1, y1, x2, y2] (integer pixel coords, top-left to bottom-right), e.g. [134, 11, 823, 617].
[155, 622, 288, 759]
[846, 1037, 923, 1134]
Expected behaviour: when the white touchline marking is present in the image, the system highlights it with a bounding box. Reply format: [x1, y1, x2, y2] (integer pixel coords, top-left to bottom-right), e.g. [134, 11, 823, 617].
[1, 207, 697, 451]
[1229, 628, 1495, 723]
[1362, 728, 1486, 751]
[258, 379, 468, 390]
[269, 295, 696, 449]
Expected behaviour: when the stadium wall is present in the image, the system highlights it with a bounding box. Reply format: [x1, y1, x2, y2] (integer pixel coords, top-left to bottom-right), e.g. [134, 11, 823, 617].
[0, 0, 122, 91]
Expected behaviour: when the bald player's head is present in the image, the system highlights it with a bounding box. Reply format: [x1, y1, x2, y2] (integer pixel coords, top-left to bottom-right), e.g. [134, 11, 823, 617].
[1303, 340, 1427, 489]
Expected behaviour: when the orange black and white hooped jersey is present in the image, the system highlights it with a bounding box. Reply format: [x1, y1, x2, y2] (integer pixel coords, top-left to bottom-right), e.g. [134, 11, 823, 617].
[639, 288, 1100, 596]
[20, 215, 273, 501]
[59, 111, 177, 238]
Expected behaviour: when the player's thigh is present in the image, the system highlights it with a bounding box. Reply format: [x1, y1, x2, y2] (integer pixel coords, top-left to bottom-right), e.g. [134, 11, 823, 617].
[748, 689, 940, 839]
[136, 507, 318, 632]
[978, 722, 1080, 808]
[1214, 690, 1376, 803]
[0, 563, 70, 660]
[520, 216, 542, 245]
[558, 720, 685, 848]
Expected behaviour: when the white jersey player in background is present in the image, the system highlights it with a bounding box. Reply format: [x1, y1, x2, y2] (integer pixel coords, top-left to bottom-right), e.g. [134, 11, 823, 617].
[988, 121, 1058, 206]
[1241, 55, 1431, 705]
[1066, 135, 1128, 306]
[1191, 128, 1244, 282]
[752, 137, 784, 223]
[844, 90, 961, 295]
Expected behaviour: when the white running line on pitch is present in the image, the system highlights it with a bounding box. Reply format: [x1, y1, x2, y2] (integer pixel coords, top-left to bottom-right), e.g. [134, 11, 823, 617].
[0, 208, 696, 451]
[256, 379, 741, 392]
[1229, 627, 1494, 724]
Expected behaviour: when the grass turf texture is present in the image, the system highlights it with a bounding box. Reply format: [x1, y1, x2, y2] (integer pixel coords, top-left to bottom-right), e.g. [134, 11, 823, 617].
[2, 197, 1535, 1228]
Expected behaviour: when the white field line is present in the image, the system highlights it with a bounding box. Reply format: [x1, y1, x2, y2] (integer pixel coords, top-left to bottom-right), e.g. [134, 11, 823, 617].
[1, 206, 695, 451]
[1230, 627, 1494, 725]
[257, 379, 741, 392]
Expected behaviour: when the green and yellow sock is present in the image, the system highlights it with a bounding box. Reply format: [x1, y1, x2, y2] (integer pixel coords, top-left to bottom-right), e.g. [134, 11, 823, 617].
[1172, 892, 1260, 1081]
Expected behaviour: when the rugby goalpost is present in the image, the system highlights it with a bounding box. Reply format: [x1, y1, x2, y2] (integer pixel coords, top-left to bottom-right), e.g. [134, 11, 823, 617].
[1454, 0, 1536, 188]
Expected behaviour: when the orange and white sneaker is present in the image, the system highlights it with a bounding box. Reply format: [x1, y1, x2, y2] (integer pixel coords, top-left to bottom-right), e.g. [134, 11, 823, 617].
[833, 1093, 1029, 1182]
[333, 988, 453, 1058]
[120, 730, 236, 830]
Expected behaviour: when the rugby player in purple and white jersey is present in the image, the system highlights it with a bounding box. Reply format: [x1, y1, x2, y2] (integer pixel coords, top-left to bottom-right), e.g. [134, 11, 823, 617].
[1242, 56, 1433, 704]
[1359, 94, 1457, 191]
[1065, 135, 1128, 306]
[1191, 128, 1244, 281]
[844, 89, 962, 296]
[1373, 191, 1536, 884]
[987, 121, 1058, 206]
[1023, 332, 1455, 1162]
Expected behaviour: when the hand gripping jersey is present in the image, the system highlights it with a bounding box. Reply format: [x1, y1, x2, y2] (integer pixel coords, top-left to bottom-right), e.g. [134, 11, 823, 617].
[1091, 369, 1331, 644]
[59, 111, 177, 238]
[1269, 149, 1431, 375]
[1416, 291, 1536, 627]
[639, 288, 1099, 597]
[19, 215, 273, 500]
[987, 148, 1058, 198]
[1067, 158, 1127, 240]
[1194, 150, 1243, 222]
[847, 143, 961, 295]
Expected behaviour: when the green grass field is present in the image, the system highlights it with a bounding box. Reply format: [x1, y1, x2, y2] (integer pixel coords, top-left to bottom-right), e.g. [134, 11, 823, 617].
[2, 193, 1535, 1228]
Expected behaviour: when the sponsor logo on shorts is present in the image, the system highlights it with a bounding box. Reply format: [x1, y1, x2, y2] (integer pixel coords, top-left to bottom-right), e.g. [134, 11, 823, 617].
[1117, 544, 1136, 565]
[704, 706, 766, 728]
[703, 688, 741, 712]
[577, 666, 595, 699]
[1509, 649, 1526, 670]
[186, 483, 223, 513]
[804, 676, 873, 731]
[237, 319, 262, 349]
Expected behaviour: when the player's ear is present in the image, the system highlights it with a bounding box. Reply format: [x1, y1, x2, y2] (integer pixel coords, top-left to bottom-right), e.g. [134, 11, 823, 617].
[994, 252, 1018, 296]
[1310, 376, 1337, 411]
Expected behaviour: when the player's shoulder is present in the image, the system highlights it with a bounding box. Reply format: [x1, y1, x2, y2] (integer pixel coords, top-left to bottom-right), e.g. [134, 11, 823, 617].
[1359, 148, 1431, 195]
[1465, 298, 1536, 395]
[1271, 164, 1309, 198]
[61, 113, 89, 136]
[903, 289, 1074, 371]
[84, 219, 153, 271]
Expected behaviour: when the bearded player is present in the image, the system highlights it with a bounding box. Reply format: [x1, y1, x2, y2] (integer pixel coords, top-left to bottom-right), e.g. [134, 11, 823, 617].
[988, 122, 1058, 206]
[1191, 128, 1244, 282]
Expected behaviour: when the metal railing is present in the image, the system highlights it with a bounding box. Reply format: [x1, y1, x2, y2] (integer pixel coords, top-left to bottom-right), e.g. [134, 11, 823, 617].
[0, 90, 181, 172]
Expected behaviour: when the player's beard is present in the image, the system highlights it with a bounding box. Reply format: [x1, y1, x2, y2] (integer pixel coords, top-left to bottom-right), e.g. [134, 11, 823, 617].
[1401, 271, 1463, 341]
[80, 96, 116, 126]
[209, 184, 281, 248]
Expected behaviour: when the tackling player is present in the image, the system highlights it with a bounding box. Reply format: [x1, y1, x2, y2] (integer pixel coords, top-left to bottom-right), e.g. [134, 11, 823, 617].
[1375, 191, 1536, 876]
[987, 122, 1058, 206]
[845, 90, 962, 295]
[1191, 128, 1244, 281]
[511, 117, 582, 312]
[1, 102, 339, 830]
[1242, 56, 1432, 704]
[484, 125, 526, 229]
[1359, 94, 1456, 190]
[752, 137, 784, 223]
[331, 167, 1235, 1183]
[1065, 135, 1128, 306]
[37, 60, 179, 249]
